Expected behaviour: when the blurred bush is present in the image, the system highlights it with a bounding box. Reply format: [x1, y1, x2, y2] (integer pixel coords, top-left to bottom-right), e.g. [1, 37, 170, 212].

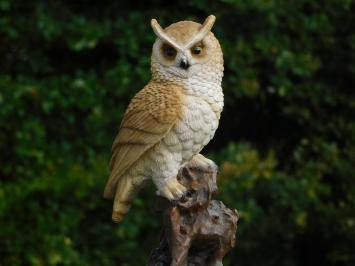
[0, 0, 354, 265]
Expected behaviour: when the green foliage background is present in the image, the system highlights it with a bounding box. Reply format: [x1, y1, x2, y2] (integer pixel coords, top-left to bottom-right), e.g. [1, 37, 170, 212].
[0, 0, 354, 265]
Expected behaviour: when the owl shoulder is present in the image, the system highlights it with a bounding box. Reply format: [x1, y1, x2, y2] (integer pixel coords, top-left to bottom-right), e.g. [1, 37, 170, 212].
[125, 80, 184, 124]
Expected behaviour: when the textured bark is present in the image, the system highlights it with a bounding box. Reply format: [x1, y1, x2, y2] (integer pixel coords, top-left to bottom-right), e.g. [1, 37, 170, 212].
[147, 160, 238, 266]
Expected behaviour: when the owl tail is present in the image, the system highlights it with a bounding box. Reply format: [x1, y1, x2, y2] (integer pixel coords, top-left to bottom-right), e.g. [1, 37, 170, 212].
[112, 175, 143, 223]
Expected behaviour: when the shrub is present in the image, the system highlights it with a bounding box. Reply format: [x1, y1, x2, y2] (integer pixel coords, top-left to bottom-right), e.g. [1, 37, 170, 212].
[1, 0, 354, 265]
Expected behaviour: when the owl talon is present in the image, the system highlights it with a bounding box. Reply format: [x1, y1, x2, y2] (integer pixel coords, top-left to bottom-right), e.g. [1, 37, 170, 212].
[161, 188, 174, 200]
[189, 154, 218, 172]
[159, 177, 187, 201]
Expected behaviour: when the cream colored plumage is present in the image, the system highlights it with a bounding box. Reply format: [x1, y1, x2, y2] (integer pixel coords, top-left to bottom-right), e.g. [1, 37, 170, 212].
[104, 15, 224, 222]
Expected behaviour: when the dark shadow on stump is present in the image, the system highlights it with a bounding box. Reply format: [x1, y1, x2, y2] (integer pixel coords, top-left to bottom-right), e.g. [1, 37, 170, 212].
[147, 158, 238, 266]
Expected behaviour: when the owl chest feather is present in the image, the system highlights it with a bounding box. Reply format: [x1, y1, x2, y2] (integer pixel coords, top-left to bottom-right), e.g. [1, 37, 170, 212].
[162, 79, 223, 162]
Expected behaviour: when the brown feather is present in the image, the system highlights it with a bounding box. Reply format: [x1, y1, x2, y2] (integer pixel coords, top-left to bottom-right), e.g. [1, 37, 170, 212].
[103, 81, 183, 198]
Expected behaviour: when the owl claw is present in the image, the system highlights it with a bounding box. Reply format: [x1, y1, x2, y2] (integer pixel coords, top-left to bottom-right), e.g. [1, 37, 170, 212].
[159, 177, 187, 201]
[161, 188, 174, 200]
[189, 154, 218, 172]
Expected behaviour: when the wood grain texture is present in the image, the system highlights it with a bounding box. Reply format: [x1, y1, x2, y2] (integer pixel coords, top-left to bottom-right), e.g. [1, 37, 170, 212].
[147, 156, 238, 266]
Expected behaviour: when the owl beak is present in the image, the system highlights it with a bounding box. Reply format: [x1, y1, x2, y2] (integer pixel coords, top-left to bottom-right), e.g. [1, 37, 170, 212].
[179, 58, 190, 70]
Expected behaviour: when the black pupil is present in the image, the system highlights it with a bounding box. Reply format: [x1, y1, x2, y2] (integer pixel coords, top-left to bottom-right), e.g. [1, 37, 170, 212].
[193, 47, 201, 54]
[165, 46, 175, 57]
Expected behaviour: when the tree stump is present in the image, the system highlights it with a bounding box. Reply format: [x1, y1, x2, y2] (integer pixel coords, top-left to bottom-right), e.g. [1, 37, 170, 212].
[147, 156, 238, 266]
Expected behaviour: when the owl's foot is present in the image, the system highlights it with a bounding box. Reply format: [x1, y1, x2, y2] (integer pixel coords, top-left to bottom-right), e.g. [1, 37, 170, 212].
[188, 154, 218, 173]
[157, 177, 187, 201]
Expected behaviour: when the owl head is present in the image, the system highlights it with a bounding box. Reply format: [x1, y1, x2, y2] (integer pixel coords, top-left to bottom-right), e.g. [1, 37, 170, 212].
[150, 15, 223, 81]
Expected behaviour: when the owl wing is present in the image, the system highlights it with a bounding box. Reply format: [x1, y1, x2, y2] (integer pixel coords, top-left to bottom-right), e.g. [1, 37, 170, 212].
[103, 82, 183, 198]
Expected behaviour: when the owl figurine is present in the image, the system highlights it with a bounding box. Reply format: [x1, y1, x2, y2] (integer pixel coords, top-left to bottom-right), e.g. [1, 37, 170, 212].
[104, 15, 224, 222]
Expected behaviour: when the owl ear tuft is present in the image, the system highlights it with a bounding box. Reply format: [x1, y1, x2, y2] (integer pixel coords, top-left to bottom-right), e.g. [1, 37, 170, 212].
[150, 19, 164, 36]
[183, 15, 216, 49]
[201, 15, 216, 33]
[151, 18, 181, 50]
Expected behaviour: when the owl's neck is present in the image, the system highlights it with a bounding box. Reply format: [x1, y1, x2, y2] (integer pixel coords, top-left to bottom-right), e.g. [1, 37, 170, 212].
[151, 63, 223, 95]
[151, 61, 224, 115]
[182, 66, 224, 117]
[182, 64, 223, 94]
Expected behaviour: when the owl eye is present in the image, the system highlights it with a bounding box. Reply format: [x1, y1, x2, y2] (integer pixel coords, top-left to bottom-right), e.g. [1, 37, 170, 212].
[162, 44, 177, 58]
[191, 46, 202, 55]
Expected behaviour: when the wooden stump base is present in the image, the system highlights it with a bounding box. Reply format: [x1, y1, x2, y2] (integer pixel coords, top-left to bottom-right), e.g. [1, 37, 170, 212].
[147, 157, 238, 266]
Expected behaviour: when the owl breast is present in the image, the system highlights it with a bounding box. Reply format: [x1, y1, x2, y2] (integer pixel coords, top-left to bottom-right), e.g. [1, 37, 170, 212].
[162, 77, 223, 163]
[177, 95, 219, 161]
[125, 78, 223, 182]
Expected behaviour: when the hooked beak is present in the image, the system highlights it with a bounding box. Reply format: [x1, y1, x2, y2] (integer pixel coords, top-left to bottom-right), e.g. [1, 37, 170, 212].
[179, 58, 190, 70]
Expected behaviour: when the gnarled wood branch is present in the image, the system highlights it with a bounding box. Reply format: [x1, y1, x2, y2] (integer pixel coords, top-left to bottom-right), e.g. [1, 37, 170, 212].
[148, 157, 238, 266]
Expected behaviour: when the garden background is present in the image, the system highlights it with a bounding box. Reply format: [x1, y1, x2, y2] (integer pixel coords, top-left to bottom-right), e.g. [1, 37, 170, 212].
[0, 0, 354, 265]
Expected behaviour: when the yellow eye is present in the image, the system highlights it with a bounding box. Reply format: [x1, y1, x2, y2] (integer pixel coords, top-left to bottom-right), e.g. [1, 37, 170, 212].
[192, 46, 202, 55]
[162, 44, 176, 59]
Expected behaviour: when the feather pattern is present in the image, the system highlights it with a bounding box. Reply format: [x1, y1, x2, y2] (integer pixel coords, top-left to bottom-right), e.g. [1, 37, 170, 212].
[104, 81, 183, 198]
[103, 16, 224, 222]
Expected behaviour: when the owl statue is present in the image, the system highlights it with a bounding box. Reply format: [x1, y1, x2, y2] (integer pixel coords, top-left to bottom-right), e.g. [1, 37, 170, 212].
[104, 15, 224, 222]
